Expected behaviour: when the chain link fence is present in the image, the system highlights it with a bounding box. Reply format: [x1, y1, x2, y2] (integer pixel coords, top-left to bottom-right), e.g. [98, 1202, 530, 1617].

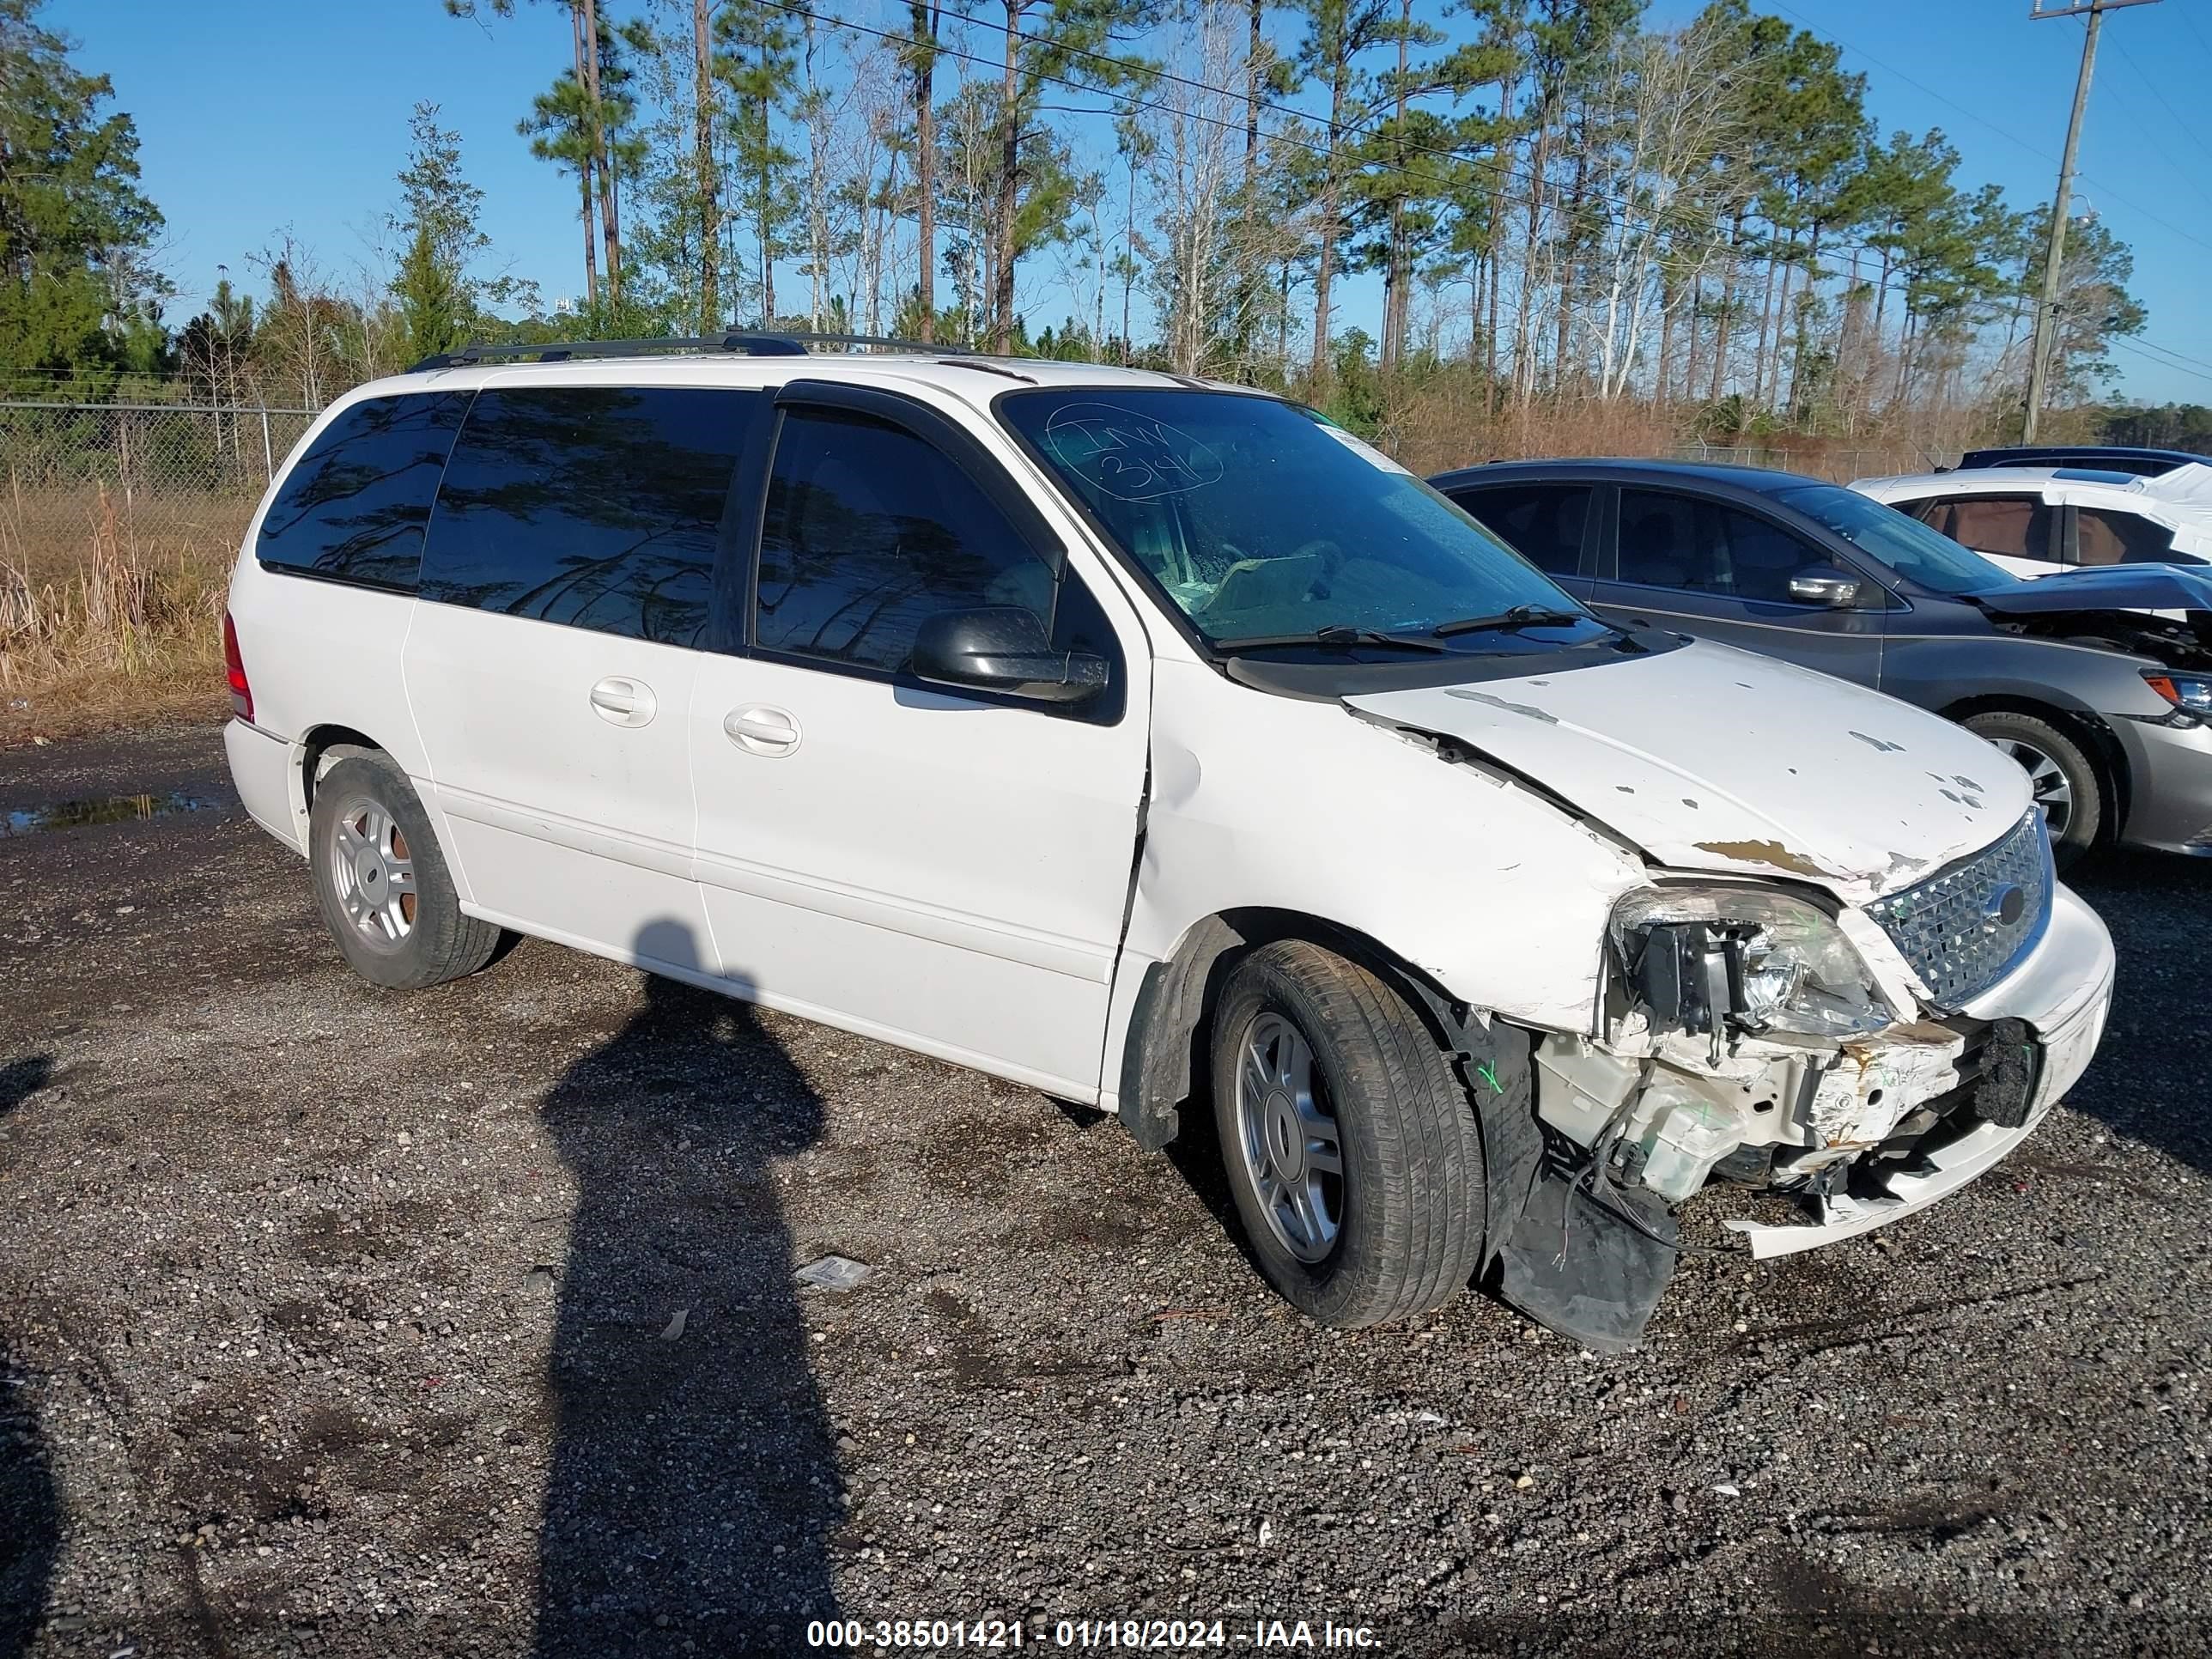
[0, 400, 321, 703]
[1668, 441, 1960, 482]
[0, 400, 318, 585]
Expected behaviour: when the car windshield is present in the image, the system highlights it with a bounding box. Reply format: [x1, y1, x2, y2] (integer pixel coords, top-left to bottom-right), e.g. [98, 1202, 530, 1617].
[1778, 483, 2016, 596]
[997, 389, 1610, 652]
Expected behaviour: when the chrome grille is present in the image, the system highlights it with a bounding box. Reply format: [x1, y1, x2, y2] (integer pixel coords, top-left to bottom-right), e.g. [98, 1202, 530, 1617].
[1865, 813, 2052, 1008]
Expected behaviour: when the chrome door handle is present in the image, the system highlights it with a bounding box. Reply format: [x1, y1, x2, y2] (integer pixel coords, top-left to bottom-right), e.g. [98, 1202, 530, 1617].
[724, 704, 801, 757]
[589, 676, 657, 728]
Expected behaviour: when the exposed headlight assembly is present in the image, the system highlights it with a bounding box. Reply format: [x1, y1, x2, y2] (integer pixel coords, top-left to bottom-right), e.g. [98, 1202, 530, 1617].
[2143, 670, 2212, 726]
[1609, 885, 1891, 1052]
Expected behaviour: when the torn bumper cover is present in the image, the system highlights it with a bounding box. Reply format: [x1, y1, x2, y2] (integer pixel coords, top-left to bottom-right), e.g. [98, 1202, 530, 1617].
[1493, 881, 2112, 1352]
[1725, 882, 2114, 1257]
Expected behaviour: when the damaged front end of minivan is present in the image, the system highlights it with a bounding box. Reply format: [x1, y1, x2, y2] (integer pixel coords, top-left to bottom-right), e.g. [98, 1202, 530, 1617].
[1483, 836, 2054, 1352]
[1327, 651, 2107, 1354]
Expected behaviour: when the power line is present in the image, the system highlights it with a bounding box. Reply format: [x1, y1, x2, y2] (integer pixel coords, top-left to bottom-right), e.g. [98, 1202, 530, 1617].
[2112, 331, 2212, 378]
[1768, 1, 2212, 258]
[2101, 32, 2212, 185]
[804, 0, 2212, 402]
[2179, 3, 2212, 67]
[768, 0, 1967, 285]
[767, 0, 1675, 246]
[1768, 3, 2058, 161]
[764, 0, 2212, 419]
[2108, 333, 2212, 390]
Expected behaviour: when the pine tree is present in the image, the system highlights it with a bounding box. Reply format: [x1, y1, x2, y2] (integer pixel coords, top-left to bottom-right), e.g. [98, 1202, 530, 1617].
[389, 103, 532, 358]
[982, 0, 1152, 353]
[717, 1, 800, 325]
[0, 0, 167, 392]
[906, 3, 944, 342]
[1294, 0, 1391, 381]
[521, 68, 605, 312]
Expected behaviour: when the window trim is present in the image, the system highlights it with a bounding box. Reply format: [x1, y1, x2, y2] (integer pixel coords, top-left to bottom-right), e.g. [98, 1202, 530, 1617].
[746, 380, 1126, 726]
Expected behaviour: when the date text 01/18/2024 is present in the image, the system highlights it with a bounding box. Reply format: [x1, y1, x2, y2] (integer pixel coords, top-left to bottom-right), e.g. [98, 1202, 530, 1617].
[804, 1619, 1384, 1650]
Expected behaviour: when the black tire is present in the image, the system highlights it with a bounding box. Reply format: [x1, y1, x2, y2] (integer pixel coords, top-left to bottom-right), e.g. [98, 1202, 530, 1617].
[1961, 710, 2105, 870]
[307, 751, 502, 988]
[1209, 939, 1486, 1328]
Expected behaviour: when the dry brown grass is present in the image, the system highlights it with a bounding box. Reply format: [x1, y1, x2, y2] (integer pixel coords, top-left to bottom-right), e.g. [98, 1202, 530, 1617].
[0, 485, 236, 746]
[1382, 382, 1968, 482]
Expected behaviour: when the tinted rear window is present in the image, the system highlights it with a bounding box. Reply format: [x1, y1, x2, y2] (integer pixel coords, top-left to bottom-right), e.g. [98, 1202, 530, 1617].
[421, 386, 759, 647]
[256, 394, 468, 590]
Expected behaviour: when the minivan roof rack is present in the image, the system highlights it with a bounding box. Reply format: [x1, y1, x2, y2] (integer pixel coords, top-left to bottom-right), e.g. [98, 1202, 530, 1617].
[407, 330, 950, 373]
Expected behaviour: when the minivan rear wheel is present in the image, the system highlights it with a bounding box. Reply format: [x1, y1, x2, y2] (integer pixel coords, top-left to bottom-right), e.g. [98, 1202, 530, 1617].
[1210, 939, 1486, 1328]
[308, 752, 502, 988]
[1962, 710, 2103, 869]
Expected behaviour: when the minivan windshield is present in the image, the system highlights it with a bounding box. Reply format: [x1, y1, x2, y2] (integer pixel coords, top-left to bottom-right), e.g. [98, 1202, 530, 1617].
[999, 389, 1612, 653]
[1777, 483, 2016, 597]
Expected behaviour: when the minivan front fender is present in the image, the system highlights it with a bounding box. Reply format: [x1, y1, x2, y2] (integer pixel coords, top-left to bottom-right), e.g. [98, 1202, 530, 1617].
[1100, 659, 1649, 1133]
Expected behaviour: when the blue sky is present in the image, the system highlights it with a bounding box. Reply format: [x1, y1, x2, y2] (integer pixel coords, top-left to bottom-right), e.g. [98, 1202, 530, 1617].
[57, 0, 2212, 404]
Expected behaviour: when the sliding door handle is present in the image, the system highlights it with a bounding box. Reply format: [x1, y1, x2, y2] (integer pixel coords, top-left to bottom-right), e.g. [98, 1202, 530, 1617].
[724, 705, 801, 757]
[589, 676, 657, 728]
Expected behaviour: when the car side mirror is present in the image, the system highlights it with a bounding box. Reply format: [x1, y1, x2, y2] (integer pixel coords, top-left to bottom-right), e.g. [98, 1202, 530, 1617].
[910, 606, 1109, 705]
[1787, 568, 1863, 608]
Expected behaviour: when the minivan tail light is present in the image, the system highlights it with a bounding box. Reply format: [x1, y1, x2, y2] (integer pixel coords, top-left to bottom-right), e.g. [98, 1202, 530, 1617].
[223, 611, 253, 722]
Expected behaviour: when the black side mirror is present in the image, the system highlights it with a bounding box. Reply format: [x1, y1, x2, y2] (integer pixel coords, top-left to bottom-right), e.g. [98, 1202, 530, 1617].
[909, 606, 1109, 705]
[1787, 567, 1863, 608]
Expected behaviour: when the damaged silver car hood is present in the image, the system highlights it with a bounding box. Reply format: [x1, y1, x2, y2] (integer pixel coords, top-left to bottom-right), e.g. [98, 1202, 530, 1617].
[1345, 638, 2031, 903]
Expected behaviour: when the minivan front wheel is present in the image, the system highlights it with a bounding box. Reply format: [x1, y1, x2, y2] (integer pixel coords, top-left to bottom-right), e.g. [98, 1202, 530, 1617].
[308, 752, 502, 989]
[1210, 940, 1487, 1328]
[1962, 710, 2103, 868]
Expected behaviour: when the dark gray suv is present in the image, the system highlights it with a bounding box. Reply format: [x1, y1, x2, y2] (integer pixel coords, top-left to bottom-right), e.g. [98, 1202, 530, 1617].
[1433, 459, 2212, 866]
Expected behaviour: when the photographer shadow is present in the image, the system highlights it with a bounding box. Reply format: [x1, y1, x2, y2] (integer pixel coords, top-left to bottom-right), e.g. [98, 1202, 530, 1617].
[0, 1054, 56, 1658]
[533, 922, 842, 1656]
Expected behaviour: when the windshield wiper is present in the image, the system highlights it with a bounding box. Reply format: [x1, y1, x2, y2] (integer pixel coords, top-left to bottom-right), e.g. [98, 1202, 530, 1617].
[1431, 604, 1593, 639]
[1210, 624, 1449, 655]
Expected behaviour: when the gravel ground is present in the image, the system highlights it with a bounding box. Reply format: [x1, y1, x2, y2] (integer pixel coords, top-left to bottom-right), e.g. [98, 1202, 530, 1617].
[1, 725, 2207, 1659]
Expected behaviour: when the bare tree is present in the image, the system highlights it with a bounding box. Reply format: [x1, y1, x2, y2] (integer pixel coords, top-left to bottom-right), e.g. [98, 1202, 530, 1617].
[1583, 20, 1744, 400]
[1148, 3, 1287, 375]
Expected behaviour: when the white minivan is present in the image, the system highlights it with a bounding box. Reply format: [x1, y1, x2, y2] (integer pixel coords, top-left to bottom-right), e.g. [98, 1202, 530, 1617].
[223, 339, 2115, 1349]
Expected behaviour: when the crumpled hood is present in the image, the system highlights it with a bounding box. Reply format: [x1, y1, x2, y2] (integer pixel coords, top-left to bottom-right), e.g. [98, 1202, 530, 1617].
[1970, 564, 2212, 616]
[1345, 639, 2030, 904]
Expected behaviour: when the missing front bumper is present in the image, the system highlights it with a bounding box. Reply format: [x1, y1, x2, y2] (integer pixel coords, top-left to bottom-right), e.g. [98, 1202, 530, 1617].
[1723, 937, 2113, 1259]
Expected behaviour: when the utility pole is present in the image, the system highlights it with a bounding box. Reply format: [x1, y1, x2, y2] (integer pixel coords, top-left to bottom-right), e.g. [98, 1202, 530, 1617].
[2022, 0, 2160, 442]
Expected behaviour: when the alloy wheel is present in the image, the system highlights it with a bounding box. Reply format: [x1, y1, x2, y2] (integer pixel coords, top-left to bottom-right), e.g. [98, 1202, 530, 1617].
[1234, 1012, 1345, 1263]
[1990, 737, 2074, 840]
[325, 793, 416, 950]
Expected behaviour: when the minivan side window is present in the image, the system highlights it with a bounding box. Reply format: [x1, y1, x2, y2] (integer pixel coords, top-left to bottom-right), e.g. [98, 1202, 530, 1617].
[1454, 484, 1591, 576]
[755, 407, 1066, 673]
[420, 386, 757, 647]
[256, 393, 468, 591]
